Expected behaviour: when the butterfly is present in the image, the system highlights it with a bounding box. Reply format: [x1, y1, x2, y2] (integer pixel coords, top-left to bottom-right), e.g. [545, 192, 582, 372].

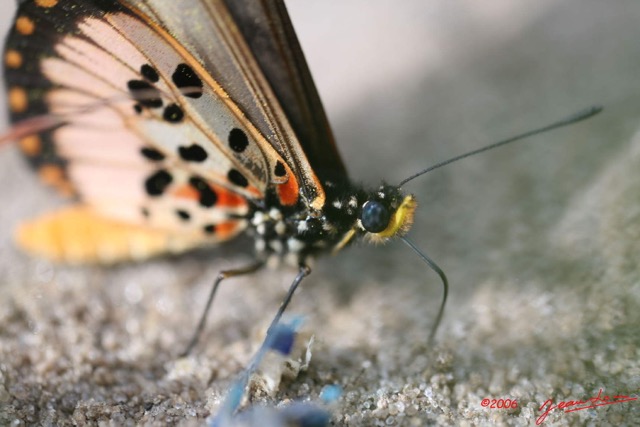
[3, 0, 446, 353]
[3, 0, 599, 355]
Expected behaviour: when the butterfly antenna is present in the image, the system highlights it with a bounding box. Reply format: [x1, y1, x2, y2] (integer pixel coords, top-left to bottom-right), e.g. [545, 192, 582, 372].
[400, 236, 447, 345]
[398, 105, 602, 186]
[0, 115, 66, 145]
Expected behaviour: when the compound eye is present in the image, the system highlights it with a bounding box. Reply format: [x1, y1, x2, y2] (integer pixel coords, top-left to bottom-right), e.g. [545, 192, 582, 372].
[361, 200, 391, 233]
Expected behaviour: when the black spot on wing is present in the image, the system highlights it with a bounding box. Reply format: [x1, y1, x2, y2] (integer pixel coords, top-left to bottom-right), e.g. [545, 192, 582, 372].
[172, 63, 203, 98]
[274, 161, 286, 177]
[140, 147, 165, 161]
[189, 176, 218, 208]
[127, 80, 162, 108]
[227, 169, 248, 188]
[176, 209, 191, 221]
[178, 144, 208, 162]
[144, 169, 173, 196]
[141, 64, 159, 83]
[203, 224, 216, 234]
[228, 128, 249, 152]
[163, 103, 184, 122]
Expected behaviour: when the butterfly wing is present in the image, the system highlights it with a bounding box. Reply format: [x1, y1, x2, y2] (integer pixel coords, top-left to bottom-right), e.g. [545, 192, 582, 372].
[4, 0, 329, 262]
[120, 0, 335, 209]
[223, 0, 348, 184]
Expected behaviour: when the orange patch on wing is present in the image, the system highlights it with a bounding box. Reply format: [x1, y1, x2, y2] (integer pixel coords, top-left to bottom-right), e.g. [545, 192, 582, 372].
[9, 87, 28, 113]
[16, 205, 212, 264]
[35, 0, 59, 7]
[15, 16, 35, 35]
[277, 176, 300, 206]
[39, 164, 65, 186]
[5, 50, 22, 68]
[214, 221, 240, 239]
[54, 181, 76, 198]
[214, 185, 247, 208]
[172, 184, 199, 201]
[19, 135, 41, 156]
[173, 183, 248, 209]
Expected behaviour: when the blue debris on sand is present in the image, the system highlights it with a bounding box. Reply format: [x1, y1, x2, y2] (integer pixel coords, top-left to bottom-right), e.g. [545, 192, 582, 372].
[209, 316, 341, 427]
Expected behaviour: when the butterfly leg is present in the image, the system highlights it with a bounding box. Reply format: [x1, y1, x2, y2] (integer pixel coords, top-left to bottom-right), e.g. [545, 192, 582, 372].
[213, 265, 313, 422]
[241, 265, 312, 373]
[181, 261, 265, 357]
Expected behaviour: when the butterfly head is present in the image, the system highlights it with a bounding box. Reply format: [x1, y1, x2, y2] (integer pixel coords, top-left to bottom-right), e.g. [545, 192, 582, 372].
[359, 185, 416, 244]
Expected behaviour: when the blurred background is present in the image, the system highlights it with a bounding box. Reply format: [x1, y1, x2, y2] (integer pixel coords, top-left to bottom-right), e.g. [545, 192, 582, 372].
[1, 1, 639, 425]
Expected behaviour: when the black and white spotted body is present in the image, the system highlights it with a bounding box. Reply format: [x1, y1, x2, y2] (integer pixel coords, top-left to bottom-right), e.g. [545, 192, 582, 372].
[247, 182, 413, 266]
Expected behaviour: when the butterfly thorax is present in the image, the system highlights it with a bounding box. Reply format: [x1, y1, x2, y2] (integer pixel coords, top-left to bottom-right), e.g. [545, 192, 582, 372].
[248, 181, 417, 267]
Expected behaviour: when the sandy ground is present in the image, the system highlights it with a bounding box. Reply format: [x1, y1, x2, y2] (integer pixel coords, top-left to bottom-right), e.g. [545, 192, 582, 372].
[1, 1, 639, 425]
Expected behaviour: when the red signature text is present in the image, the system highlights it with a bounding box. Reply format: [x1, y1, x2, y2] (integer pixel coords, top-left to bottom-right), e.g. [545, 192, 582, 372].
[536, 389, 637, 425]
